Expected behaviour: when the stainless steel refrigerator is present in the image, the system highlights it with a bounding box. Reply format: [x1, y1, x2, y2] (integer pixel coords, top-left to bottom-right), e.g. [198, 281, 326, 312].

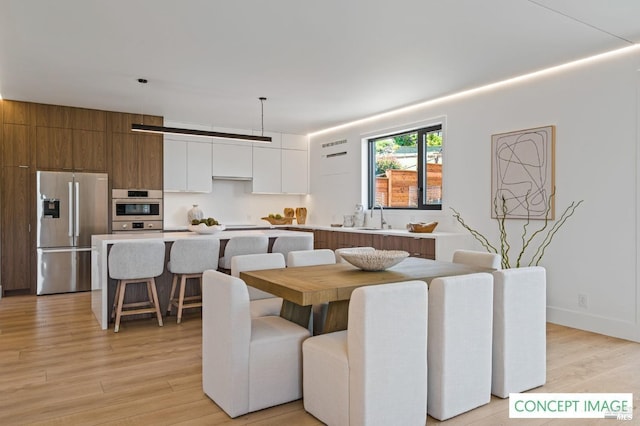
[36, 171, 108, 295]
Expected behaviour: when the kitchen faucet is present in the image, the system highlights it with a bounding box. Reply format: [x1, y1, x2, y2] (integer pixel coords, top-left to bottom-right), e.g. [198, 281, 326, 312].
[371, 203, 387, 229]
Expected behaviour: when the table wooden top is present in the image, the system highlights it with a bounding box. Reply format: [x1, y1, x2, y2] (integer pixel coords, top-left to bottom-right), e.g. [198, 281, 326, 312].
[240, 257, 493, 306]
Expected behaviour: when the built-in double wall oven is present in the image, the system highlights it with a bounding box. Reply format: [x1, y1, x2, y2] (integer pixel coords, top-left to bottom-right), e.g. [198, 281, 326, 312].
[111, 189, 163, 233]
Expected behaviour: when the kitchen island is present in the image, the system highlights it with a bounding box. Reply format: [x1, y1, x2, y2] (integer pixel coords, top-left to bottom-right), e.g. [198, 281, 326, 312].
[91, 229, 312, 330]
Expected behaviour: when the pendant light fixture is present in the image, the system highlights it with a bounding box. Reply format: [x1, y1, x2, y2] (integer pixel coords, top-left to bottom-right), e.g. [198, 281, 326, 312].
[130, 79, 272, 143]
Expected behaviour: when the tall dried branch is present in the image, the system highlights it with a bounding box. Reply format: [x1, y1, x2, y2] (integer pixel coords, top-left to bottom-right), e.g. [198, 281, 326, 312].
[451, 208, 499, 254]
[452, 188, 582, 268]
[530, 199, 584, 266]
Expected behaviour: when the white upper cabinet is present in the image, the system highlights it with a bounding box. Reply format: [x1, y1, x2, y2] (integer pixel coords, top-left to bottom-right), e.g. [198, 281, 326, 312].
[186, 141, 212, 192]
[252, 132, 308, 194]
[211, 143, 252, 179]
[281, 149, 308, 194]
[164, 139, 187, 191]
[252, 146, 281, 193]
[163, 138, 212, 192]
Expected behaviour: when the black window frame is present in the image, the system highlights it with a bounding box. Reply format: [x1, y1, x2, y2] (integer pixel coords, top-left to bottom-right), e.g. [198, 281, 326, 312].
[367, 124, 442, 210]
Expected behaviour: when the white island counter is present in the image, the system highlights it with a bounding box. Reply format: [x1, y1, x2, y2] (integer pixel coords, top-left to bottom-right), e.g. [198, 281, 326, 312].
[91, 229, 312, 330]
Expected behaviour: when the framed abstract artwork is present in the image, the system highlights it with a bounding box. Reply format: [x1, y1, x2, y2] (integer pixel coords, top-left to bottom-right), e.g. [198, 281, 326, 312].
[491, 125, 555, 219]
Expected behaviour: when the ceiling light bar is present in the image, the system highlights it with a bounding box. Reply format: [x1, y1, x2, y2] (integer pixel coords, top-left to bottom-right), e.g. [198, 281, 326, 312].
[131, 123, 272, 143]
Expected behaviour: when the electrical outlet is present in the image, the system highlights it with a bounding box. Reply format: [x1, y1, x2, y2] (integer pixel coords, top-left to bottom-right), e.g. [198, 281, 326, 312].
[578, 293, 588, 308]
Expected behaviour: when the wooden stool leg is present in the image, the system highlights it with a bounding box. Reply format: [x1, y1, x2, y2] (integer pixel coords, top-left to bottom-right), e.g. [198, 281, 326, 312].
[114, 281, 127, 332]
[167, 274, 178, 315]
[111, 281, 121, 320]
[146, 281, 153, 306]
[149, 278, 163, 327]
[177, 275, 187, 324]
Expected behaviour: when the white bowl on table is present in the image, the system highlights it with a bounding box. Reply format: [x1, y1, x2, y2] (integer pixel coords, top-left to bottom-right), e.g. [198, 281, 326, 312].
[339, 249, 409, 271]
[187, 224, 226, 234]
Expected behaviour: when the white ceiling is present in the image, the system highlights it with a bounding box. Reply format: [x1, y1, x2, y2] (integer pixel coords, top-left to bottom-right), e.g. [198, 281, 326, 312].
[1, 0, 639, 135]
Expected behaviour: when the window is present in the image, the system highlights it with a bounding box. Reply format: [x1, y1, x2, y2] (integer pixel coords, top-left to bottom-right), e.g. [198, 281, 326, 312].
[368, 124, 442, 210]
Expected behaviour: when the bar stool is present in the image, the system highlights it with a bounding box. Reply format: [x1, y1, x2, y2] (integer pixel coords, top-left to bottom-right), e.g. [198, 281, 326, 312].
[109, 240, 166, 333]
[218, 235, 268, 273]
[271, 235, 313, 266]
[166, 238, 220, 323]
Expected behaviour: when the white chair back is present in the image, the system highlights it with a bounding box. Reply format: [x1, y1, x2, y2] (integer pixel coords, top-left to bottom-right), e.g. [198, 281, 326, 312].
[202, 271, 251, 416]
[287, 248, 336, 334]
[231, 253, 286, 317]
[272, 235, 314, 265]
[231, 252, 286, 279]
[218, 235, 269, 269]
[287, 249, 336, 267]
[335, 246, 375, 263]
[348, 281, 428, 424]
[168, 238, 220, 274]
[452, 249, 501, 269]
[202, 270, 310, 418]
[427, 272, 494, 420]
[303, 280, 428, 425]
[492, 266, 546, 398]
[109, 240, 165, 280]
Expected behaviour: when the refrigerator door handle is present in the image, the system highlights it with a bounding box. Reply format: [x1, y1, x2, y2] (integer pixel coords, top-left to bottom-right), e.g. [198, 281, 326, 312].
[68, 181, 73, 237]
[75, 182, 80, 237]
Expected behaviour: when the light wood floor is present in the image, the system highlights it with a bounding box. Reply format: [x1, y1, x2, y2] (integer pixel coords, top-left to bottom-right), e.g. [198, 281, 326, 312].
[0, 292, 638, 425]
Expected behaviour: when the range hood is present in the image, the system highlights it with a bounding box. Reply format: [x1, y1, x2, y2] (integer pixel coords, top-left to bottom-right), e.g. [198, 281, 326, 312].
[212, 176, 253, 181]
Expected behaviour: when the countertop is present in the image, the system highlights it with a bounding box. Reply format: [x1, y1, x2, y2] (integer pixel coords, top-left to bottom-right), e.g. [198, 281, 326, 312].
[92, 228, 311, 244]
[162, 224, 464, 239]
[266, 224, 464, 239]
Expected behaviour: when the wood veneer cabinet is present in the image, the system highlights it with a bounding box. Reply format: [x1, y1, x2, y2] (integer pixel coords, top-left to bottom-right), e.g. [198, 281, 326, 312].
[372, 234, 435, 259]
[34, 103, 108, 172]
[2, 124, 31, 166]
[311, 229, 436, 260]
[0, 166, 31, 292]
[110, 131, 163, 189]
[109, 112, 163, 191]
[0, 116, 32, 293]
[1, 102, 32, 293]
[35, 127, 73, 170]
[2, 101, 32, 125]
[336, 231, 373, 249]
[72, 129, 107, 171]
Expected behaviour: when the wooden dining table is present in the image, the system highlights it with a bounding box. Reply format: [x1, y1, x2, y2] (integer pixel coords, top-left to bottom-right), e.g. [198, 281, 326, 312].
[240, 256, 494, 334]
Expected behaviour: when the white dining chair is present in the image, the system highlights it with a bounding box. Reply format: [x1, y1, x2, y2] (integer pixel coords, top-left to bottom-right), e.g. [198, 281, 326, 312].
[452, 249, 502, 269]
[427, 272, 494, 420]
[287, 248, 336, 334]
[287, 248, 336, 267]
[231, 252, 285, 318]
[202, 270, 310, 418]
[303, 280, 428, 425]
[492, 266, 546, 398]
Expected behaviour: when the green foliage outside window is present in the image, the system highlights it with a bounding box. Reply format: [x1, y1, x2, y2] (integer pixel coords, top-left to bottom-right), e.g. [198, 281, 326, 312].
[427, 133, 442, 147]
[375, 156, 401, 176]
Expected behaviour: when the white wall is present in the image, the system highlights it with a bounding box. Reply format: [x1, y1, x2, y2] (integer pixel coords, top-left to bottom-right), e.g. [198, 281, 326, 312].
[309, 49, 640, 342]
